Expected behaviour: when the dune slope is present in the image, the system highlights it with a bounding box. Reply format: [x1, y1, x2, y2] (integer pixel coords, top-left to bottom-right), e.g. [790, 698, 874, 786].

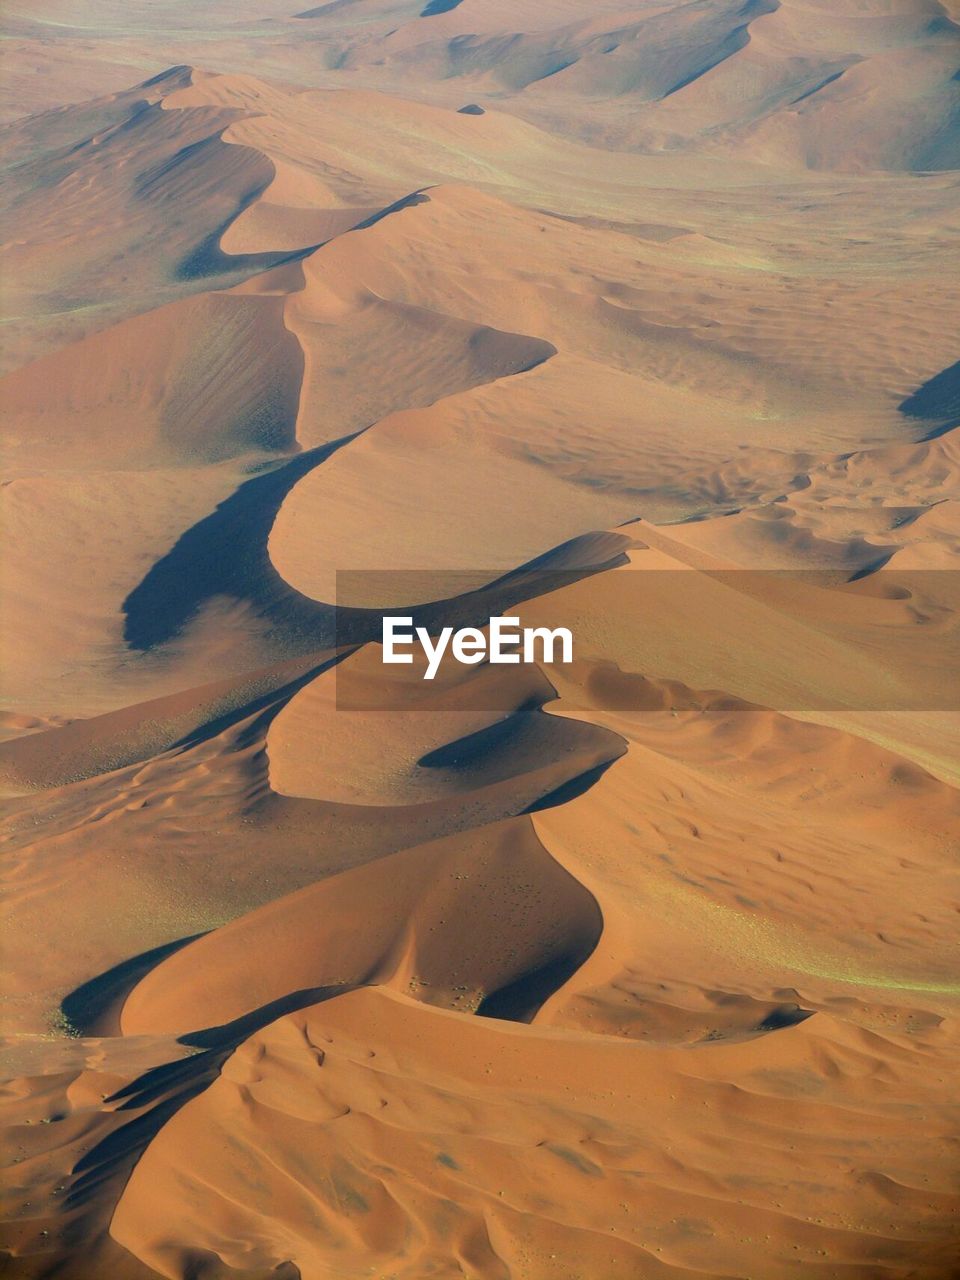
[2, 5, 959, 1280]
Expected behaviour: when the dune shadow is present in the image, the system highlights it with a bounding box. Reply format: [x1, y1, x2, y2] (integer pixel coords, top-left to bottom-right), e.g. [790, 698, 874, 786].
[123, 440, 355, 652]
[66, 984, 359, 1213]
[478, 951, 594, 1023]
[348, 190, 432, 232]
[151, 133, 321, 285]
[177, 220, 317, 285]
[417, 699, 545, 768]
[421, 0, 466, 15]
[757, 1003, 815, 1032]
[523, 758, 623, 814]
[847, 553, 896, 582]
[60, 935, 208, 1037]
[899, 359, 960, 440]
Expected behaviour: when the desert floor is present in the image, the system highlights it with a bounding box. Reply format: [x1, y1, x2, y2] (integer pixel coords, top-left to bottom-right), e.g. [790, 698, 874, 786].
[1, 2, 959, 1278]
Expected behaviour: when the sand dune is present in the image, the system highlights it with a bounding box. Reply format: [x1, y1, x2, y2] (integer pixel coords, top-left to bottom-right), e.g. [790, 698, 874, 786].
[119, 815, 604, 1035]
[0, 69, 292, 373]
[0, 653, 336, 796]
[109, 987, 960, 1280]
[2, 289, 304, 468]
[2, 3, 958, 1278]
[283, 0, 960, 169]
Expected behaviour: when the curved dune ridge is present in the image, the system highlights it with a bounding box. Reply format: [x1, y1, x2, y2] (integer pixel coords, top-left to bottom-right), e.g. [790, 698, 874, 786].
[1, 5, 959, 1279]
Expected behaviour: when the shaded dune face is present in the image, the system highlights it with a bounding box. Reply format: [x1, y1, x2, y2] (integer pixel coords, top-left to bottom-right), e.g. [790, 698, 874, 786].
[2, 7, 960, 1280]
[119, 817, 604, 1036]
[900, 358, 960, 439]
[0, 292, 307, 467]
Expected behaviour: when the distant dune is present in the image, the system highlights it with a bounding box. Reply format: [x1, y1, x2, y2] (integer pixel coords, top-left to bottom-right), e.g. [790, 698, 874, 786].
[1, 2, 958, 1278]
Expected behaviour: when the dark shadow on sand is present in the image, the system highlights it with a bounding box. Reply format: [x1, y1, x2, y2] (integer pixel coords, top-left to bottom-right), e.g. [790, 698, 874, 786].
[61, 935, 209, 1037]
[899, 359, 960, 440]
[122, 439, 356, 652]
[421, 0, 466, 15]
[66, 984, 360, 1211]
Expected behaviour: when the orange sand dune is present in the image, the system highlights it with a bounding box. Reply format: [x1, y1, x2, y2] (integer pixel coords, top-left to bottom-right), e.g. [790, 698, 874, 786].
[2, 4, 959, 1278]
[119, 816, 604, 1036]
[110, 987, 960, 1280]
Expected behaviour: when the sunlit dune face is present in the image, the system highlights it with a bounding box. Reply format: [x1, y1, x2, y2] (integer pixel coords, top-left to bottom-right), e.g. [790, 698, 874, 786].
[1, 3, 958, 1278]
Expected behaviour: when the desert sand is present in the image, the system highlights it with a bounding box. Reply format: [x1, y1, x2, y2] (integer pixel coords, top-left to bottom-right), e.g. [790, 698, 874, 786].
[1, 1, 959, 1277]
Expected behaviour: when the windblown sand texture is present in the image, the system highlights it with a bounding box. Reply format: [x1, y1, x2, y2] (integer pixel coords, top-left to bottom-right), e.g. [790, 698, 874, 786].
[1, 2, 959, 1278]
